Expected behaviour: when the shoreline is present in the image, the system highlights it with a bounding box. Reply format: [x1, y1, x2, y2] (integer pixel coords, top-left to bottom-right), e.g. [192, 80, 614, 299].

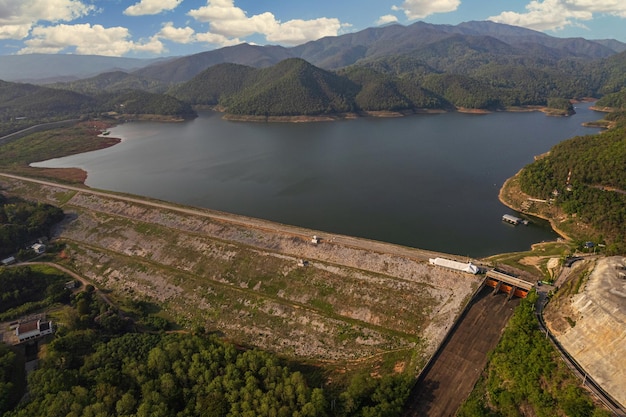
[220, 108, 448, 123]
[498, 172, 572, 241]
[213, 103, 582, 123]
[14, 107, 600, 252]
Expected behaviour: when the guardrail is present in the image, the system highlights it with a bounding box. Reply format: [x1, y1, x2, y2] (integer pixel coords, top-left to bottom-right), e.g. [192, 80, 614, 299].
[536, 296, 625, 416]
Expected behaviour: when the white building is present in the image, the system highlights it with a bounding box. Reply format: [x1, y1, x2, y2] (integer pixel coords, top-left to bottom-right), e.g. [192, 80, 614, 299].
[31, 243, 46, 254]
[429, 257, 479, 274]
[16, 319, 54, 343]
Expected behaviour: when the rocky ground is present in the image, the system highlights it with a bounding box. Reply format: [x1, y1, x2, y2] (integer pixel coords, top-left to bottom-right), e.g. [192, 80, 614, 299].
[545, 256, 626, 408]
[1, 174, 482, 372]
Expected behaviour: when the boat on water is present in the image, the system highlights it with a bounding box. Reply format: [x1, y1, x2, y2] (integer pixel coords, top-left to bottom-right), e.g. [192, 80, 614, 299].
[502, 214, 529, 225]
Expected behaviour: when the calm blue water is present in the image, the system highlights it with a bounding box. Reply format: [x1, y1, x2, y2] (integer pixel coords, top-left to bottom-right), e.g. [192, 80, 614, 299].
[33, 103, 602, 257]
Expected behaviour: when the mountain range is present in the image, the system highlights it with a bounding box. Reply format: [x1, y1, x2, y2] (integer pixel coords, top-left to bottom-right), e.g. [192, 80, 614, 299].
[2, 21, 625, 84]
[1, 20, 626, 129]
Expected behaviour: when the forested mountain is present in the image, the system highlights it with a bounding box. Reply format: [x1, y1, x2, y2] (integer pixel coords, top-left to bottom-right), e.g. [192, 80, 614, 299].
[0, 80, 195, 137]
[173, 58, 359, 116]
[167, 63, 257, 105]
[41, 21, 626, 117]
[593, 39, 626, 53]
[134, 43, 293, 83]
[168, 52, 606, 115]
[131, 20, 619, 84]
[96, 90, 195, 118]
[4, 21, 619, 86]
[0, 81, 95, 122]
[2, 20, 626, 121]
[48, 71, 171, 95]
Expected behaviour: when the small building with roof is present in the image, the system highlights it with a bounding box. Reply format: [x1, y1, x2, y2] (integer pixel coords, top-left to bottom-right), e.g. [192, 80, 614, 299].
[31, 243, 46, 254]
[15, 319, 54, 343]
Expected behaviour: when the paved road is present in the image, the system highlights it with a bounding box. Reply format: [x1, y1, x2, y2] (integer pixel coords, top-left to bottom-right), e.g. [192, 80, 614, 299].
[0, 119, 80, 146]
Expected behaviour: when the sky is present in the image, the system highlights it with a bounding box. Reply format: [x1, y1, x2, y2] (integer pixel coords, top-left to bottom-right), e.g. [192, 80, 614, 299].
[1, 0, 626, 57]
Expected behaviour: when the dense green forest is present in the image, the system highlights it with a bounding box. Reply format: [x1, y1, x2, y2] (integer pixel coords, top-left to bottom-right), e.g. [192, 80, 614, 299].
[595, 88, 626, 108]
[0, 80, 94, 136]
[96, 90, 195, 118]
[457, 292, 611, 417]
[0, 195, 64, 258]
[168, 57, 595, 116]
[0, 342, 19, 415]
[0, 266, 71, 320]
[2, 279, 413, 417]
[165, 42, 626, 116]
[222, 59, 358, 116]
[518, 112, 626, 253]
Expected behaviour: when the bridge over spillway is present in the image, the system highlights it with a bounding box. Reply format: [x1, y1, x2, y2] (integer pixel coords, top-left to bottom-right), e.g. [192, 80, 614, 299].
[484, 269, 534, 299]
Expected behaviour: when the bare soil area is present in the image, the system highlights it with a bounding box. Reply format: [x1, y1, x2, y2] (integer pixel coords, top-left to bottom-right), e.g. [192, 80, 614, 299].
[544, 256, 626, 408]
[0, 174, 482, 371]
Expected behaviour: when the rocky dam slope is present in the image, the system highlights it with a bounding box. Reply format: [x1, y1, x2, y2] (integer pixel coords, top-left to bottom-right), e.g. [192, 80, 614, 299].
[0, 174, 483, 372]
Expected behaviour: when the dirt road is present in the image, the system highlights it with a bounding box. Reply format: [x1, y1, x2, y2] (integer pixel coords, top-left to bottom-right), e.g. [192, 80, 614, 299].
[0, 172, 462, 263]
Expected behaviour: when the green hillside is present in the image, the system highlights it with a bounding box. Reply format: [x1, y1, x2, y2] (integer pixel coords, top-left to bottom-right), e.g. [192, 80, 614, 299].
[595, 88, 626, 109]
[518, 112, 626, 253]
[168, 63, 256, 105]
[0, 81, 196, 137]
[49, 71, 170, 95]
[0, 80, 94, 120]
[219, 58, 358, 116]
[96, 90, 195, 118]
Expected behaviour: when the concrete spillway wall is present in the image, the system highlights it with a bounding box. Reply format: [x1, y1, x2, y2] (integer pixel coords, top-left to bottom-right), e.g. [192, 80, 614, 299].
[549, 257, 626, 408]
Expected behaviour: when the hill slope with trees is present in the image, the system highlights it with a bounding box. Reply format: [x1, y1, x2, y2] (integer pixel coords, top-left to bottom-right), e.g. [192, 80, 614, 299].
[516, 112, 626, 253]
[2, 21, 626, 122]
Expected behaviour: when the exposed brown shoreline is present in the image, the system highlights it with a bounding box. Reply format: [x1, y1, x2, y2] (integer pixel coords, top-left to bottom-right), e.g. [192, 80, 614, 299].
[221, 108, 448, 123]
[219, 104, 582, 122]
[498, 172, 572, 241]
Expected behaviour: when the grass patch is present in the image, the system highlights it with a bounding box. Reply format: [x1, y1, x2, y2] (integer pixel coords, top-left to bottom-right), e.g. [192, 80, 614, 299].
[0, 122, 119, 168]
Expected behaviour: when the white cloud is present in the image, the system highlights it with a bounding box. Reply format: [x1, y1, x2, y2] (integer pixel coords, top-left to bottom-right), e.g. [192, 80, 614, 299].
[265, 18, 342, 45]
[489, 0, 626, 32]
[195, 31, 242, 47]
[17, 24, 164, 56]
[0, 0, 94, 39]
[377, 14, 399, 26]
[0, 24, 31, 40]
[158, 22, 195, 43]
[392, 0, 460, 20]
[188, 0, 343, 45]
[124, 0, 183, 16]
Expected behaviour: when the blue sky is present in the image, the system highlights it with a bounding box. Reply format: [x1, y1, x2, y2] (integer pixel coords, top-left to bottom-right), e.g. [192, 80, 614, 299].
[1, 0, 626, 57]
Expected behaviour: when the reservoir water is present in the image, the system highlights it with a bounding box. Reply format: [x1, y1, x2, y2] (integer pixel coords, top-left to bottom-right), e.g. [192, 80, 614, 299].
[33, 103, 602, 257]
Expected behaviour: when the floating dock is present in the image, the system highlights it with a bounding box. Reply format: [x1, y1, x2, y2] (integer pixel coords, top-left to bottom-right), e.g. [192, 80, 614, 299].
[502, 214, 528, 225]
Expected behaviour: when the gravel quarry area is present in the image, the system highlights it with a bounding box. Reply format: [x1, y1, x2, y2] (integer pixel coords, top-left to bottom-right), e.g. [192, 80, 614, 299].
[1, 174, 482, 368]
[545, 256, 626, 408]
